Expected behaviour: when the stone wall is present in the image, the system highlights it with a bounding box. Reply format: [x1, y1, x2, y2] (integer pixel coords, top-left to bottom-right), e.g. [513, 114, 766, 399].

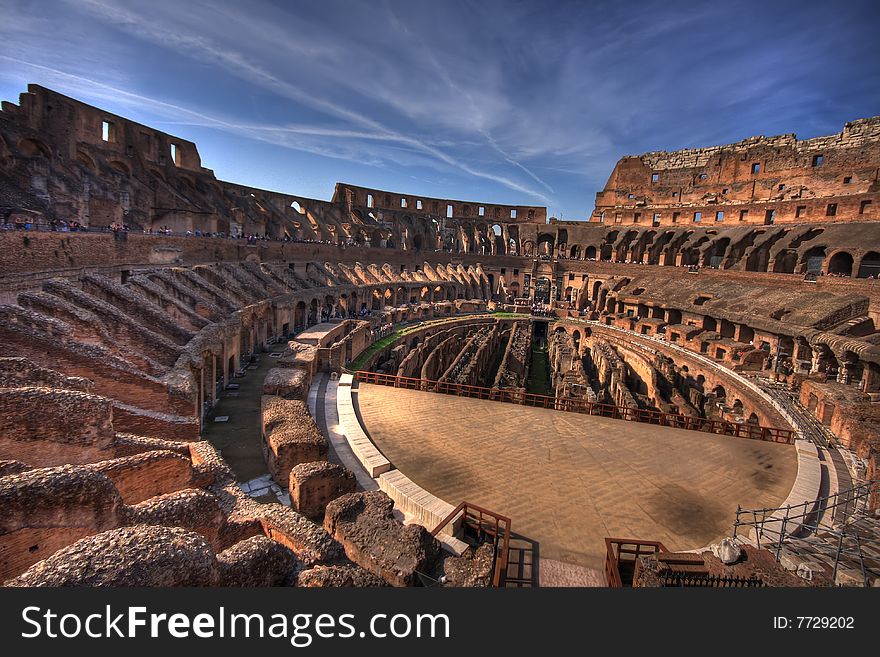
[261, 396, 328, 486]
[593, 116, 880, 227]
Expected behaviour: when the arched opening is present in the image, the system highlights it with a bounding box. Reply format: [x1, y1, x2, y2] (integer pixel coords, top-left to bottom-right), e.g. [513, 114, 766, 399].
[294, 301, 306, 331]
[800, 246, 826, 274]
[857, 251, 880, 278]
[17, 138, 51, 159]
[828, 251, 853, 276]
[76, 151, 96, 172]
[324, 295, 336, 321]
[591, 281, 602, 301]
[585, 245, 597, 260]
[534, 277, 551, 304]
[537, 234, 555, 256]
[704, 237, 730, 268]
[719, 319, 736, 339]
[109, 160, 131, 175]
[772, 249, 799, 273]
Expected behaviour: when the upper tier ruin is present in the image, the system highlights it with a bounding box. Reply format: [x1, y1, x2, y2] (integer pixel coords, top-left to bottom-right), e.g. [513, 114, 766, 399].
[592, 116, 880, 227]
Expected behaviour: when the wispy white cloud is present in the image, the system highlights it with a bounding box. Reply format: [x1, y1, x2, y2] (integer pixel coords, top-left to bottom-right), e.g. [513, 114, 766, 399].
[2, 0, 878, 218]
[55, 0, 554, 203]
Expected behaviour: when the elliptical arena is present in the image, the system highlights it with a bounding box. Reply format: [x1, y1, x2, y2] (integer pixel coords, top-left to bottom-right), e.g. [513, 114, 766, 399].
[1, 85, 878, 587]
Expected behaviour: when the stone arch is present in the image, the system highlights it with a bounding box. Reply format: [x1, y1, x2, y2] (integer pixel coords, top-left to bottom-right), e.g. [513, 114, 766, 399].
[537, 234, 555, 256]
[857, 251, 880, 278]
[75, 150, 97, 172]
[773, 249, 799, 273]
[585, 245, 597, 260]
[800, 246, 826, 274]
[827, 251, 853, 276]
[17, 137, 51, 159]
[109, 160, 131, 175]
[294, 301, 306, 330]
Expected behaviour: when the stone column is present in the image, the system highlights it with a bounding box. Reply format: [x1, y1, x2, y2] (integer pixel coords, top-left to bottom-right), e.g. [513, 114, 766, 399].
[210, 355, 217, 406]
[837, 362, 851, 385]
[198, 365, 204, 424]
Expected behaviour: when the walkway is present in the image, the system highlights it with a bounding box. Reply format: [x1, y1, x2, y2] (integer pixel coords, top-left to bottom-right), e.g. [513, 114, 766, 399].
[200, 350, 288, 503]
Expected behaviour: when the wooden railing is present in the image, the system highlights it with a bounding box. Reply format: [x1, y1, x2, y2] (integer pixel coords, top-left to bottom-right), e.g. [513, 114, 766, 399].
[355, 371, 796, 444]
[432, 502, 512, 587]
[604, 538, 667, 588]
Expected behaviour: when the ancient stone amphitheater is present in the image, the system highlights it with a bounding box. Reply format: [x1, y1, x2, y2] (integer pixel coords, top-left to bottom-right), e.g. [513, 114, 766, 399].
[1, 84, 878, 587]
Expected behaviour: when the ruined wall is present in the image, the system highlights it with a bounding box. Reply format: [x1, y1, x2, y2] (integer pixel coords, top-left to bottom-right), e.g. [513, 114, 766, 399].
[592, 117, 880, 227]
[492, 321, 532, 391]
[261, 396, 328, 486]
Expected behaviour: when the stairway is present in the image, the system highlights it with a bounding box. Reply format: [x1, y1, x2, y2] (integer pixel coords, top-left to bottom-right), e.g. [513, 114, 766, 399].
[749, 376, 836, 447]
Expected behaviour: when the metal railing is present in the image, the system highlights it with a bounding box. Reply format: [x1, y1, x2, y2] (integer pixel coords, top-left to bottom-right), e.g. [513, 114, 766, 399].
[356, 370, 796, 443]
[660, 572, 765, 588]
[733, 480, 879, 586]
[432, 502, 512, 587]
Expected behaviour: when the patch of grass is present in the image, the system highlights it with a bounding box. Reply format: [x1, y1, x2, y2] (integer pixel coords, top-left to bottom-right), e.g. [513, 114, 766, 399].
[492, 311, 530, 319]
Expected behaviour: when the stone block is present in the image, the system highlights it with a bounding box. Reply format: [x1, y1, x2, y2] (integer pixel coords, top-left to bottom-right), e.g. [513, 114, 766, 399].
[290, 461, 356, 519]
[323, 491, 441, 587]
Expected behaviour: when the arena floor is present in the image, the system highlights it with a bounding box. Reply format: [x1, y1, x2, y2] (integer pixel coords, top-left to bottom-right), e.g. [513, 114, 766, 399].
[356, 383, 798, 574]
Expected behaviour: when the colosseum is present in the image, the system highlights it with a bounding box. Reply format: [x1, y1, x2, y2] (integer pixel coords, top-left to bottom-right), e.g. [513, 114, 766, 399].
[1, 84, 878, 587]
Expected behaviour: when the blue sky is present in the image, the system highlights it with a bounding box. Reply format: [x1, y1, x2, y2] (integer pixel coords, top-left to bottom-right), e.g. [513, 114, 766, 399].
[1, 0, 878, 219]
